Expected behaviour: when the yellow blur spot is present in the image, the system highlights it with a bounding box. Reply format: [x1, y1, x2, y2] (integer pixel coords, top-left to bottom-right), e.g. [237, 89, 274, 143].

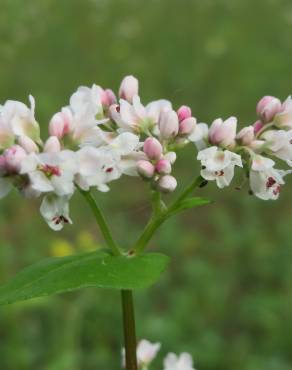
[50, 239, 75, 257]
[77, 231, 99, 251]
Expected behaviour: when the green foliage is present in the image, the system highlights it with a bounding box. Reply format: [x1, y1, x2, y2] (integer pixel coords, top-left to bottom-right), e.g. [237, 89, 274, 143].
[0, 252, 170, 305]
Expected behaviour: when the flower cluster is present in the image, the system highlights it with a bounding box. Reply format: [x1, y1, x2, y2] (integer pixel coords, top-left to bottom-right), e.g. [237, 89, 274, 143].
[122, 339, 196, 370]
[196, 95, 292, 199]
[0, 75, 291, 230]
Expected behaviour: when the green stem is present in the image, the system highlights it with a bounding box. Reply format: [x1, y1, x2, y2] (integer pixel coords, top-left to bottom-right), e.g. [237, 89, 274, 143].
[121, 290, 138, 370]
[168, 175, 203, 211]
[133, 175, 203, 254]
[80, 189, 121, 256]
[80, 189, 138, 370]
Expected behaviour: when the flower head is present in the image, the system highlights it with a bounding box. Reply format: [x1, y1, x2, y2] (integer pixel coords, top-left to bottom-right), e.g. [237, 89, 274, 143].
[198, 146, 242, 188]
[249, 155, 290, 200]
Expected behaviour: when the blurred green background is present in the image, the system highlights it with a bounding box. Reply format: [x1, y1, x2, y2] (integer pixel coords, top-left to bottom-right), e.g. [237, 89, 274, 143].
[1, 0, 292, 369]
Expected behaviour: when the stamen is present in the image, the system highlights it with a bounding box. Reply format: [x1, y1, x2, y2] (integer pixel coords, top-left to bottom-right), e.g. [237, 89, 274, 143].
[266, 177, 276, 188]
[214, 170, 224, 176]
[41, 164, 61, 177]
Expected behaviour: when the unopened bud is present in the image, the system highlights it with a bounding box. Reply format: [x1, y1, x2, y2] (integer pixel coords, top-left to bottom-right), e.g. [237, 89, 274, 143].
[4, 145, 27, 173]
[236, 126, 255, 145]
[18, 135, 39, 153]
[163, 151, 177, 164]
[44, 136, 61, 153]
[253, 120, 264, 134]
[208, 117, 237, 147]
[101, 89, 117, 106]
[177, 105, 192, 122]
[119, 75, 139, 103]
[137, 160, 155, 178]
[159, 110, 179, 140]
[179, 117, 197, 135]
[256, 96, 282, 123]
[157, 175, 177, 193]
[155, 159, 171, 174]
[49, 108, 73, 139]
[143, 137, 162, 160]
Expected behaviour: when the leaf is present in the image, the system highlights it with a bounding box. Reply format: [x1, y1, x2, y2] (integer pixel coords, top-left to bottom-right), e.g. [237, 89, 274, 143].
[169, 197, 212, 216]
[0, 252, 170, 306]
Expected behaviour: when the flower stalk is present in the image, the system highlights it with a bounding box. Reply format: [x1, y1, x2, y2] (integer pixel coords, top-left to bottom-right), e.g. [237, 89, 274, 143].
[121, 290, 138, 370]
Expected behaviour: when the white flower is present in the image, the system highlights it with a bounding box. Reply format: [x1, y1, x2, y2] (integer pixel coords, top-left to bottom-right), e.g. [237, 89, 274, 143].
[76, 146, 121, 192]
[137, 339, 161, 367]
[275, 96, 292, 128]
[250, 155, 291, 200]
[70, 84, 103, 117]
[261, 129, 292, 165]
[110, 96, 172, 134]
[208, 116, 237, 147]
[40, 194, 72, 231]
[0, 115, 14, 150]
[58, 84, 112, 145]
[197, 146, 242, 188]
[163, 352, 196, 370]
[107, 132, 140, 156]
[17, 135, 39, 153]
[20, 150, 77, 196]
[0, 95, 40, 142]
[121, 339, 160, 369]
[188, 122, 209, 150]
[76, 132, 140, 191]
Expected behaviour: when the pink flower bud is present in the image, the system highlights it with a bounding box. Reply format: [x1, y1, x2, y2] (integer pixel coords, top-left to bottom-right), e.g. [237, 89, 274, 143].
[157, 175, 177, 193]
[101, 89, 117, 106]
[18, 135, 39, 153]
[143, 137, 162, 160]
[176, 105, 192, 122]
[44, 136, 61, 153]
[137, 160, 155, 178]
[4, 145, 26, 173]
[236, 126, 255, 145]
[159, 110, 179, 139]
[256, 96, 282, 123]
[155, 159, 171, 174]
[119, 75, 139, 103]
[253, 120, 264, 134]
[179, 117, 197, 135]
[208, 117, 237, 147]
[49, 108, 73, 139]
[177, 105, 192, 122]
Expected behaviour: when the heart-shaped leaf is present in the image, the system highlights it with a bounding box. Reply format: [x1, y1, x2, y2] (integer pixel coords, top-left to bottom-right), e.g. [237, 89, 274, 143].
[0, 251, 170, 306]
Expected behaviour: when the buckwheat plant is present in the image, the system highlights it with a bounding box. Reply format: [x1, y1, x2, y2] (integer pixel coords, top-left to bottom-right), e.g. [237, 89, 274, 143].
[0, 76, 291, 369]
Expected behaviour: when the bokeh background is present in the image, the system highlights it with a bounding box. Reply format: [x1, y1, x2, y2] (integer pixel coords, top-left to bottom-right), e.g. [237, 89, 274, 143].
[1, 0, 292, 369]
